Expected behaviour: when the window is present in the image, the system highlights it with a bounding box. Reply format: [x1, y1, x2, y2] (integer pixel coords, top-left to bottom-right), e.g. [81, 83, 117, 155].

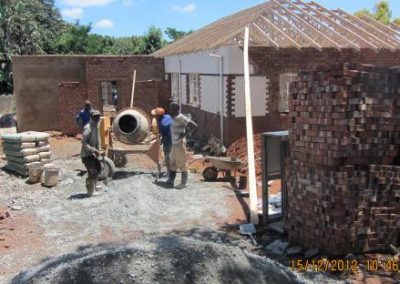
[189, 74, 200, 107]
[279, 73, 297, 112]
[171, 73, 180, 102]
[100, 81, 118, 112]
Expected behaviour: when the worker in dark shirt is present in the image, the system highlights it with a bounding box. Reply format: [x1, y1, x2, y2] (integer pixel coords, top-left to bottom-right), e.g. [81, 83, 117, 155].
[151, 107, 172, 176]
[76, 101, 93, 129]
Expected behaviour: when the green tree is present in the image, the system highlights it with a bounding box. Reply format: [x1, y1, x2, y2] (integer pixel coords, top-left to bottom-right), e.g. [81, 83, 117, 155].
[374, 0, 392, 24]
[85, 34, 114, 54]
[55, 22, 91, 54]
[394, 18, 400, 26]
[165, 27, 192, 42]
[355, 0, 395, 25]
[0, 0, 64, 92]
[106, 36, 144, 55]
[142, 26, 165, 54]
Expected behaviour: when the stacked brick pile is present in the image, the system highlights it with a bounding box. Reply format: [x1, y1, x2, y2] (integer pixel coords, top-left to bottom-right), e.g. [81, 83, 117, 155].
[287, 63, 400, 255]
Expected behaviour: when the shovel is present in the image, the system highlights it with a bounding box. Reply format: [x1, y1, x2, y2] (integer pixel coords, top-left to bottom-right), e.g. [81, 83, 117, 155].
[239, 223, 258, 246]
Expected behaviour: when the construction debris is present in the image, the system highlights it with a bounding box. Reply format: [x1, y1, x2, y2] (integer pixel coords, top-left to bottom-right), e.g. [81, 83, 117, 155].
[287, 63, 400, 255]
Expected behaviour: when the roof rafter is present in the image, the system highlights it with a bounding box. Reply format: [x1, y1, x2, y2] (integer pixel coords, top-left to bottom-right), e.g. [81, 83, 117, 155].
[360, 14, 400, 40]
[276, 0, 359, 49]
[390, 22, 400, 34]
[251, 23, 281, 48]
[293, 0, 377, 49]
[264, 9, 322, 49]
[270, 0, 341, 49]
[153, 0, 400, 57]
[308, 1, 388, 49]
[334, 9, 399, 49]
[257, 16, 303, 48]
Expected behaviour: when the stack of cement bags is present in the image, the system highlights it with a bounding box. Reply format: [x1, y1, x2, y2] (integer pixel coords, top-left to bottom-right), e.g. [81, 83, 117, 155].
[2, 131, 52, 176]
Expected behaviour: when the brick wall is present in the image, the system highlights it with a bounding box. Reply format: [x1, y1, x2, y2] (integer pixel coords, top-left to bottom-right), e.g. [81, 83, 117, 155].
[187, 48, 400, 146]
[59, 82, 87, 135]
[286, 63, 400, 255]
[249, 48, 400, 114]
[85, 56, 165, 111]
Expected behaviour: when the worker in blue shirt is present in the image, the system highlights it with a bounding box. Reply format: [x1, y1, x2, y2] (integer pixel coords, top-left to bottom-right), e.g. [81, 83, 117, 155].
[151, 107, 172, 175]
[76, 101, 93, 129]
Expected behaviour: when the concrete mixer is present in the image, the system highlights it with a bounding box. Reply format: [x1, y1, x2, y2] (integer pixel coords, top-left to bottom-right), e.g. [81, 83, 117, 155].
[102, 107, 161, 177]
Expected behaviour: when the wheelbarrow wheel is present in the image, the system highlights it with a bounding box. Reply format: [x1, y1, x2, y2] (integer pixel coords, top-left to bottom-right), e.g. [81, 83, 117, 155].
[203, 166, 218, 182]
[111, 152, 128, 168]
[98, 157, 115, 181]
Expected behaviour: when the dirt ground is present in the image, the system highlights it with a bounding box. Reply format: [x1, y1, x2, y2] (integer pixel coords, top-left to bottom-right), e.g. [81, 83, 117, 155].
[0, 136, 394, 283]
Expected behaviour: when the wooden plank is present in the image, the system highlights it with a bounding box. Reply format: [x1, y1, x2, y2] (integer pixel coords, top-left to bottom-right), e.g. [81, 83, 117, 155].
[243, 27, 259, 225]
[271, 0, 341, 49]
[274, 0, 355, 49]
[130, 70, 137, 109]
[334, 9, 398, 49]
[259, 16, 302, 48]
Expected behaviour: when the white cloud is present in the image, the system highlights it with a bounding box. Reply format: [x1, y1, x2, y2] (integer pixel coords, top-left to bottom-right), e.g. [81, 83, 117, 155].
[61, 8, 84, 19]
[172, 3, 197, 13]
[94, 19, 114, 29]
[122, 0, 135, 6]
[63, 0, 114, 7]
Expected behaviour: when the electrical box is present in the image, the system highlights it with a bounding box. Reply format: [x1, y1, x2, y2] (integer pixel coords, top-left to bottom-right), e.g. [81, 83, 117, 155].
[261, 131, 289, 224]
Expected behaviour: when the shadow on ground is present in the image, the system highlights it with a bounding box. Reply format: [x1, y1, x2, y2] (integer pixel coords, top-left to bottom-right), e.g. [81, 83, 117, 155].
[11, 232, 308, 284]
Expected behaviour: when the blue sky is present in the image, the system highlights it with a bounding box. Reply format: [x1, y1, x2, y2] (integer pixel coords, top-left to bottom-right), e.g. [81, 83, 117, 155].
[55, 0, 400, 38]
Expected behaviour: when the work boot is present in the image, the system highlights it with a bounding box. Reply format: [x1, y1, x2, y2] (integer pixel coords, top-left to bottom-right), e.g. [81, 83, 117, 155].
[175, 171, 188, 190]
[165, 171, 176, 188]
[95, 180, 102, 191]
[86, 178, 95, 197]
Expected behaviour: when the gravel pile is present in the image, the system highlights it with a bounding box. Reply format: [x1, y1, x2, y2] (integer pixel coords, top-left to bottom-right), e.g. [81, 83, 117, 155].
[11, 236, 307, 284]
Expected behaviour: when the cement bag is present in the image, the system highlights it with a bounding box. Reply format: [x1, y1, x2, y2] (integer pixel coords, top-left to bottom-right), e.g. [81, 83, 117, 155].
[2, 142, 36, 149]
[5, 164, 28, 176]
[38, 152, 52, 159]
[3, 148, 38, 157]
[6, 154, 40, 164]
[2, 131, 50, 143]
[37, 145, 51, 152]
[41, 158, 53, 164]
[37, 141, 49, 147]
[6, 161, 42, 176]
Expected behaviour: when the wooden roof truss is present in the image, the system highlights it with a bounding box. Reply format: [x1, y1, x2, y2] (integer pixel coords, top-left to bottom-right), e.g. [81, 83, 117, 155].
[153, 0, 400, 57]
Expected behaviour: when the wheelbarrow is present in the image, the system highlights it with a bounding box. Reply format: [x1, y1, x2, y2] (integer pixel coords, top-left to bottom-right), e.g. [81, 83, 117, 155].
[202, 156, 244, 182]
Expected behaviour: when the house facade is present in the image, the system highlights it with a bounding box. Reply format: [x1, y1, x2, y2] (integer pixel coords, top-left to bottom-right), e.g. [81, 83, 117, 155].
[154, 0, 400, 145]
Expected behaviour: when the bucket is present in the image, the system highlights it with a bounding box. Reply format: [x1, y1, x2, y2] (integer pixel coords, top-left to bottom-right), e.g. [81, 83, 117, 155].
[41, 165, 60, 187]
[28, 163, 44, 184]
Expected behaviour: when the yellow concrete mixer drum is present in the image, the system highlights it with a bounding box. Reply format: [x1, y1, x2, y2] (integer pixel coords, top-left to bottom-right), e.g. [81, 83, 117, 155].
[113, 107, 151, 144]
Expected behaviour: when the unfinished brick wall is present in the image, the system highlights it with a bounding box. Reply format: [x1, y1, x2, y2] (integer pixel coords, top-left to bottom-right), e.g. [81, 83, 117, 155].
[188, 48, 400, 146]
[85, 56, 165, 111]
[287, 63, 400, 255]
[59, 82, 87, 135]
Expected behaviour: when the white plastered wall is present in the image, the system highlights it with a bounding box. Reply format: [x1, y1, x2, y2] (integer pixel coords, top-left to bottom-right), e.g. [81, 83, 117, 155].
[164, 46, 255, 75]
[199, 76, 228, 117]
[233, 76, 268, 117]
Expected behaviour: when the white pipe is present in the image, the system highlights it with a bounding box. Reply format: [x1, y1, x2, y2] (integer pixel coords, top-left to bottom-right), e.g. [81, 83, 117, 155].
[208, 53, 224, 145]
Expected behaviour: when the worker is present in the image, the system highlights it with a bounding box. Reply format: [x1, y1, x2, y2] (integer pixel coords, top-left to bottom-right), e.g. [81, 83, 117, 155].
[81, 110, 104, 197]
[151, 107, 172, 175]
[76, 101, 93, 129]
[167, 102, 198, 189]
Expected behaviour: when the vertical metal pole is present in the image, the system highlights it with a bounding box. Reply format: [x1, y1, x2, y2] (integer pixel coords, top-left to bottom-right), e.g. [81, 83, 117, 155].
[244, 27, 259, 225]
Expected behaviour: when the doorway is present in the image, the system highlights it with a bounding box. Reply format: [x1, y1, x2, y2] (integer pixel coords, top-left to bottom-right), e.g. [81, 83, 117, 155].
[100, 81, 118, 112]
